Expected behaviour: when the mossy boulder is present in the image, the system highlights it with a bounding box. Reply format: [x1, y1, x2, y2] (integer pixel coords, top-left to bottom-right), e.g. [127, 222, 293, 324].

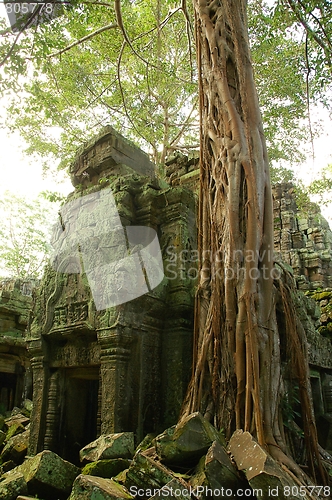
[5, 422, 25, 441]
[155, 412, 224, 465]
[18, 450, 80, 500]
[0, 471, 28, 500]
[80, 433, 135, 464]
[1, 430, 29, 464]
[81, 459, 131, 478]
[68, 474, 133, 500]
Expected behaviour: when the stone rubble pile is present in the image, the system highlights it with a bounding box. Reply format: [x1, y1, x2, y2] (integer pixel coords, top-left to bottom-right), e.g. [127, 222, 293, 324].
[0, 412, 319, 500]
[0, 400, 32, 475]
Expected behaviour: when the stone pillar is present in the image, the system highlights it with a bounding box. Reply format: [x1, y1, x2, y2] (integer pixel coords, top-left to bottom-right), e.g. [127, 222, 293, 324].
[159, 191, 196, 428]
[44, 371, 60, 452]
[97, 327, 132, 434]
[27, 337, 49, 455]
[96, 369, 102, 437]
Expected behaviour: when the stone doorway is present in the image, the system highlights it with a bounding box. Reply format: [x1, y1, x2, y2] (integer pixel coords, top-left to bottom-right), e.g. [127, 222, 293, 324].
[58, 367, 99, 464]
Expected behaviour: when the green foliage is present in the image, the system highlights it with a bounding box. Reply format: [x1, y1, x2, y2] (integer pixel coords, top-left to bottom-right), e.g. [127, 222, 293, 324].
[0, 0, 331, 173]
[308, 164, 332, 206]
[0, 192, 58, 278]
[270, 165, 296, 184]
[1, 0, 331, 173]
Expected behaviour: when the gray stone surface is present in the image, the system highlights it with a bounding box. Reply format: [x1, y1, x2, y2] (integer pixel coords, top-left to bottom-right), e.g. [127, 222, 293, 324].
[155, 412, 222, 465]
[228, 430, 310, 500]
[18, 450, 80, 500]
[0, 472, 28, 500]
[68, 474, 133, 500]
[80, 433, 135, 463]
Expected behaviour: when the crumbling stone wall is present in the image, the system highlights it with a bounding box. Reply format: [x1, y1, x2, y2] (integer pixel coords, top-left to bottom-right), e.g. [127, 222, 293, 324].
[273, 183, 332, 290]
[0, 279, 33, 412]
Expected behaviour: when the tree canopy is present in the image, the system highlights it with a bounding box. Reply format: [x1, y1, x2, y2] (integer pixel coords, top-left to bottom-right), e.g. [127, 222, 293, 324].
[0, 0, 331, 172]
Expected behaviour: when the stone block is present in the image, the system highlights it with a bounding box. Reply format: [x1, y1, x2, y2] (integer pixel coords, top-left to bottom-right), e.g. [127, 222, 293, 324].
[80, 433, 135, 463]
[68, 474, 133, 500]
[125, 450, 175, 490]
[5, 422, 25, 441]
[205, 440, 245, 493]
[5, 414, 29, 428]
[155, 412, 223, 466]
[18, 449, 80, 500]
[1, 430, 29, 464]
[228, 430, 308, 500]
[0, 472, 28, 500]
[149, 478, 192, 500]
[81, 458, 131, 478]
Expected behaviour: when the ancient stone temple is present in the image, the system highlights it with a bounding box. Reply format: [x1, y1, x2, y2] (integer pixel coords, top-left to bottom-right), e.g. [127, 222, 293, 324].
[272, 183, 332, 290]
[27, 127, 197, 463]
[0, 279, 33, 413]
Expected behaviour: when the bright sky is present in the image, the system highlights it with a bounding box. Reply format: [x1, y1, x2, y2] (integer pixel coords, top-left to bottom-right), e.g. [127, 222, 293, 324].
[0, 127, 73, 198]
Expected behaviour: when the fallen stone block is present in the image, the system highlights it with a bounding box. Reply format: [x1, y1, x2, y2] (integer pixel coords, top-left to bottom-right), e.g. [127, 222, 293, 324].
[18, 449, 80, 500]
[68, 474, 133, 500]
[228, 430, 309, 500]
[149, 478, 192, 500]
[155, 412, 223, 465]
[22, 399, 33, 414]
[205, 440, 247, 493]
[1, 430, 29, 464]
[5, 422, 25, 441]
[81, 458, 131, 478]
[189, 456, 209, 499]
[125, 450, 175, 491]
[5, 414, 29, 429]
[80, 432, 135, 463]
[0, 471, 28, 500]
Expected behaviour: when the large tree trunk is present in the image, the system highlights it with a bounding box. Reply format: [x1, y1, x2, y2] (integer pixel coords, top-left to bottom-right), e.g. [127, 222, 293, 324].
[181, 0, 326, 485]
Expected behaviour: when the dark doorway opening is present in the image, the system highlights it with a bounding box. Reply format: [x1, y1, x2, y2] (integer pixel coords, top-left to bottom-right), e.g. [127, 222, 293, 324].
[59, 367, 99, 464]
[0, 372, 17, 412]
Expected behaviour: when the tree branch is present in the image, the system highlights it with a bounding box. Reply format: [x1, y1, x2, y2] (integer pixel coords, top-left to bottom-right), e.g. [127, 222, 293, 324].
[286, 0, 332, 68]
[48, 23, 118, 58]
[114, 0, 158, 69]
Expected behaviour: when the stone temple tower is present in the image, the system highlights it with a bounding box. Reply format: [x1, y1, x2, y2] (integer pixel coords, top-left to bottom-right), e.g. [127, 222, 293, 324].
[27, 127, 197, 464]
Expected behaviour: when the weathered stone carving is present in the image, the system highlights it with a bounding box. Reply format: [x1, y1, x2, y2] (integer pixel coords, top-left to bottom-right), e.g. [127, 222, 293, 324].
[27, 127, 197, 463]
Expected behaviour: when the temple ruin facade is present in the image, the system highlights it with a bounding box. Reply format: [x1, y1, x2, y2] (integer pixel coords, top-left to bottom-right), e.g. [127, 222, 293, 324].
[26, 127, 197, 463]
[2, 128, 332, 461]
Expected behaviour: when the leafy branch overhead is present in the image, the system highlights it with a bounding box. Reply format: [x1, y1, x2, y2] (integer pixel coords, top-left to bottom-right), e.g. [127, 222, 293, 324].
[0, 0, 331, 171]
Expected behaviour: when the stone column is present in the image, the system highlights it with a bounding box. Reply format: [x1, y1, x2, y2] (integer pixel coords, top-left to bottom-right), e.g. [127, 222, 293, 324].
[97, 327, 132, 434]
[159, 190, 196, 428]
[27, 337, 49, 455]
[44, 371, 60, 452]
